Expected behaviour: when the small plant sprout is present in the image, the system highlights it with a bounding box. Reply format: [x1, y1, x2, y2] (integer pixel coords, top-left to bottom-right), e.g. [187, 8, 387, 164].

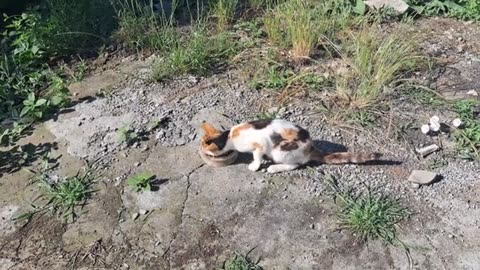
[127, 172, 155, 192]
[118, 125, 138, 145]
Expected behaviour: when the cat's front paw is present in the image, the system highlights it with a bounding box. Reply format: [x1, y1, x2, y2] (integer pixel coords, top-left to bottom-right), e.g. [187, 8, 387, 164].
[266, 166, 278, 174]
[248, 162, 260, 172]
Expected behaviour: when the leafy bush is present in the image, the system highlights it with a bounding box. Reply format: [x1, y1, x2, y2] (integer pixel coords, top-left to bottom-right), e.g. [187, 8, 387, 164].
[408, 0, 480, 20]
[1, 12, 70, 145]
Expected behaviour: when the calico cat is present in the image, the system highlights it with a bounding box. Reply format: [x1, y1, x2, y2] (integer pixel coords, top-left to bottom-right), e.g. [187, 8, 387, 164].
[201, 119, 381, 173]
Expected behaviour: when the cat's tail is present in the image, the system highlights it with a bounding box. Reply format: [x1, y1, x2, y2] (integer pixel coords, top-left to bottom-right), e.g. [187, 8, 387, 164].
[310, 149, 382, 164]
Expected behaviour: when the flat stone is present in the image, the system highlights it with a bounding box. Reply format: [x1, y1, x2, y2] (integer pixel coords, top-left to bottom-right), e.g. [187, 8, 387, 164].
[408, 170, 439, 185]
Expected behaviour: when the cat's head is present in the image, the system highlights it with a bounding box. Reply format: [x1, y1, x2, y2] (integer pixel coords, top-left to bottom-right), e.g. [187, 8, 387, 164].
[200, 122, 230, 157]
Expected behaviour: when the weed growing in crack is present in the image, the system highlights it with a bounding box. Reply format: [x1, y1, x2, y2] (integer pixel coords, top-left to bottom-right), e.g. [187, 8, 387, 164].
[453, 99, 480, 160]
[326, 175, 410, 247]
[223, 251, 263, 270]
[16, 165, 96, 223]
[127, 172, 155, 192]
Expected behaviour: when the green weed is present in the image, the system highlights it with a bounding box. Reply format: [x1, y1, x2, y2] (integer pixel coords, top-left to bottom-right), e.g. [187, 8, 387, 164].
[408, 0, 480, 21]
[453, 99, 480, 159]
[118, 125, 138, 145]
[403, 85, 445, 107]
[127, 172, 155, 192]
[327, 176, 410, 246]
[347, 110, 376, 127]
[1, 13, 71, 144]
[223, 251, 263, 270]
[16, 166, 96, 223]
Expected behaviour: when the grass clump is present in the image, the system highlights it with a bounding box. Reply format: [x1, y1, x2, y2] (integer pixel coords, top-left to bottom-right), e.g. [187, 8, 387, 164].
[453, 99, 480, 159]
[327, 176, 410, 246]
[263, 0, 356, 60]
[43, 0, 116, 54]
[113, 0, 180, 52]
[264, 0, 319, 60]
[333, 24, 419, 109]
[213, 0, 239, 30]
[152, 27, 237, 80]
[17, 166, 96, 223]
[223, 251, 263, 270]
[118, 125, 138, 145]
[127, 172, 155, 192]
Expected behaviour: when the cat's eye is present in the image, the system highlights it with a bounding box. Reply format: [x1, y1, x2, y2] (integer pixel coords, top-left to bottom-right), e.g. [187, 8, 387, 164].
[204, 139, 212, 144]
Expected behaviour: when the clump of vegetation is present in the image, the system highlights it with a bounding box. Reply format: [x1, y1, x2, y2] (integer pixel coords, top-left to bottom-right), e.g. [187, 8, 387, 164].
[113, 0, 180, 52]
[223, 251, 263, 270]
[152, 26, 237, 80]
[1, 12, 71, 146]
[333, 24, 419, 109]
[17, 166, 96, 222]
[213, 0, 239, 30]
[263, 0, 356, 60]
[453, 99, 480, 159]
[264, 0, 319, 60]
[43, 0, 117, 54]
[408, 0, 480, 21]
[127, 172, 155, 192]
[327, 176, 410, 247]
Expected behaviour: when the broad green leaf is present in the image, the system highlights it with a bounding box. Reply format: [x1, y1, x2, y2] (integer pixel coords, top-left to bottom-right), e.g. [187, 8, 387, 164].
[20, 106, 30, 117]
[35, 99, 47, 107]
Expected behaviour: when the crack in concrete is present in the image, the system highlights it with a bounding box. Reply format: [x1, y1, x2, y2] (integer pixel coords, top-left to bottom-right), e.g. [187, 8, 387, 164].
[162, 163, 205, 266]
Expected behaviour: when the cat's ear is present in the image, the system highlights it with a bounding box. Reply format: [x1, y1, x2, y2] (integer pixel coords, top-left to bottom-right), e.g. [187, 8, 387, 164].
[202, 122, 220, 136]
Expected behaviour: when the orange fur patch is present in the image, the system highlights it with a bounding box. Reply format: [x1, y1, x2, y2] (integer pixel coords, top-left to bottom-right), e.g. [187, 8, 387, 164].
[202, 122, 220, 137]
[230, 123, 252, 138]
[281, 128, 298, 141]
[252, 142, 263, 152]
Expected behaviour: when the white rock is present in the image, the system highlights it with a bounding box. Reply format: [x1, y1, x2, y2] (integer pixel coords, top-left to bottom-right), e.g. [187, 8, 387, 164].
[365, 0, 409, 13]
[421, 124, 430, 134]
[139, 209, 148, 215]
[408, 170, 439, 185]
[452, 118, 463, 128]
[132, 213, 139, 220]
[466, 90, 478, 96]
[430, 115, 440, 125]
[430, 121, 440, 132]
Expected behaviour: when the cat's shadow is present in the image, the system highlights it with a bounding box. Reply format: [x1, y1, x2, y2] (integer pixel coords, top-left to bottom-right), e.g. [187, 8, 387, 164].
[232, 140, 401, 166]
